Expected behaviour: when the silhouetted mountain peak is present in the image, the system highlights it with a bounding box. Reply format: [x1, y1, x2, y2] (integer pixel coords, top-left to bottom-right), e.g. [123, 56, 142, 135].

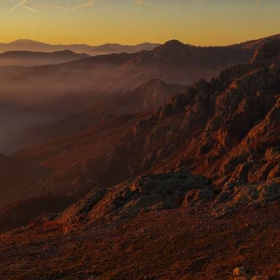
[12, 39, 38, 43]
[164, 39, 185, 46]
[159, 40, 188, 51]
[10, 39, 47, 46]
[139, 39, 192, 65]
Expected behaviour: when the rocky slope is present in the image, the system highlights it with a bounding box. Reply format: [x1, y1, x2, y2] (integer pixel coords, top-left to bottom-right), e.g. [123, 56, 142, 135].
[55, 168, 280, 235]
[58, 168, 213, 225]
[0, 38, 280, 280]
[0, 38, 276, 233]
[1, 171, 280, 279]
[15, 39, 280, 203]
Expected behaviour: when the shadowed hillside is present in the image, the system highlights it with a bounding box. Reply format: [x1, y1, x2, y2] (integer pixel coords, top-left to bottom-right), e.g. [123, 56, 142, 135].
[0, 154, 49, 209]
[7, 79, 188, 151]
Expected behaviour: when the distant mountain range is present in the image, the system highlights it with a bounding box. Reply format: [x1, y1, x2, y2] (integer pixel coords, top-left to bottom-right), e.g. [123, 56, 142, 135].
[1, 34, 280, 57]
[0, 50, 89, 67]
[0, 40, 252, 153]
[0, 39, 160, 56]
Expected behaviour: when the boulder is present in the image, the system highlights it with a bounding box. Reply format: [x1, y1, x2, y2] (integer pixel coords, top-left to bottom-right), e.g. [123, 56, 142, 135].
[233, 266, 246, 276]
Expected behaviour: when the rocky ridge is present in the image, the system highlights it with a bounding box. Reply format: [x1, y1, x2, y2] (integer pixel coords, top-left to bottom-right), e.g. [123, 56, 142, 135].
[58, 168, 213, 226]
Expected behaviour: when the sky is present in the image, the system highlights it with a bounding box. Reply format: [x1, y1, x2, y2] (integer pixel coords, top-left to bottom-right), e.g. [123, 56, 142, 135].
[0, 0, 279, 46]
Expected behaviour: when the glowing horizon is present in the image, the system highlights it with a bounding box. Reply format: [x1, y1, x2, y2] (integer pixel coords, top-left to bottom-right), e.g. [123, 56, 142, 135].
[1, 0, 280, 46]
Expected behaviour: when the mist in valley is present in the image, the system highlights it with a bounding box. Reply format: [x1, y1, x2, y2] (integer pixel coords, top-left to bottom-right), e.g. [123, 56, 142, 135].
[0, 41, 257, 154]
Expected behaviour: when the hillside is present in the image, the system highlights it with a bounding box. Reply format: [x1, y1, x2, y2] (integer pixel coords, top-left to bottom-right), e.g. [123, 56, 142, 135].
[8, 79, 188, 151]
[0, 52, 140, 155]
[0, 154, 49, 209]
[1, 171, 280, 279]
[6, 38, 278, 224]
[0, 38, 279, 280]
[238, 33, 280, 49]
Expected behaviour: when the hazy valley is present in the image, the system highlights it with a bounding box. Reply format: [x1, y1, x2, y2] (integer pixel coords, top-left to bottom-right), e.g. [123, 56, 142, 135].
[1, 35, 278, 154]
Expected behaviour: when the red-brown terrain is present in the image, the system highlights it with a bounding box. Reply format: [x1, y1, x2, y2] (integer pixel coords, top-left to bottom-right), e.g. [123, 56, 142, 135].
[1, 172, 280, 279]
[0, 154, 49, 207]
[0, 37, 279, 279]
[12, 39, 280, 201]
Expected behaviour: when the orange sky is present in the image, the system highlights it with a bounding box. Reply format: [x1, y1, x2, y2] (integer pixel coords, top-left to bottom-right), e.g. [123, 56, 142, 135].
[0, 0, 279, 46]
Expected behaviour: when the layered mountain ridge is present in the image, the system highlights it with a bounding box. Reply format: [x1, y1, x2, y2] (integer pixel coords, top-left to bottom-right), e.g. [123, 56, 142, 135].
[0, 39, 160, 55]
[8, 38, 280, 221]
[0, 38, 263, 153]
[0, 50, 90, 67]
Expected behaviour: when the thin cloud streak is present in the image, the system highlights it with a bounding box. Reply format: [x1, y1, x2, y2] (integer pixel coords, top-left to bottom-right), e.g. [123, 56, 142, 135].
[9, 0, 100, 12]
[21, 4, 38, 12]
[11, 0, 38, 12]
[8, 0, 272, 14]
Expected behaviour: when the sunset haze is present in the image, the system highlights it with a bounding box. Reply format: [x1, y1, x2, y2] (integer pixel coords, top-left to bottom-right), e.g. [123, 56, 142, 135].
[1, 1, 280, 279]
[1, 0, 279, 45]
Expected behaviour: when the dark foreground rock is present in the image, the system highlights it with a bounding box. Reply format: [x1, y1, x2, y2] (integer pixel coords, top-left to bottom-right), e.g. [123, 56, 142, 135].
[59, 168, 213, 225]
